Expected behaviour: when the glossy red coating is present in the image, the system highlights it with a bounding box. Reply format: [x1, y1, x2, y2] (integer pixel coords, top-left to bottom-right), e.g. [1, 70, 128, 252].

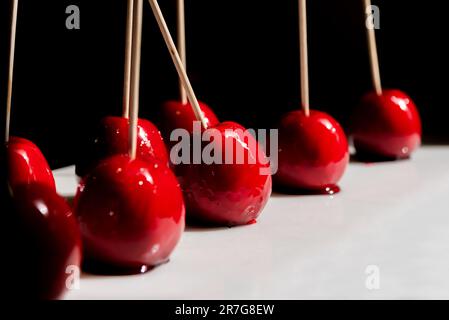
[351, 89, 422, 159]
[7, 137, 56, 191]
[274, 110, 349, 191]
[73, 155, 185, 272]
[76, 116, 169, 177]
[160, 100, 219, 137]
[8, 184, 82, 300]
[176, 121, 272, 226]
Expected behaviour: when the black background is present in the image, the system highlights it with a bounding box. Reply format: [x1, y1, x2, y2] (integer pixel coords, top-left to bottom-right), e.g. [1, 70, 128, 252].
[0, 0, 448, 168]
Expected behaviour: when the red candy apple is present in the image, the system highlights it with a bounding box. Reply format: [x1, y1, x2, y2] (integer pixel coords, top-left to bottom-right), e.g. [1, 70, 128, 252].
[6, 183, 82, 299]
[160, 100, 219, 137]
[149, 0, 270, 226]
[7, 137, 56, 191]
[274, 110, 349, 193]
[176, 121, 272, 226]
[351, 89, 422, 159]
[73, 155, 185, 273]
[76, 116, 169, 177]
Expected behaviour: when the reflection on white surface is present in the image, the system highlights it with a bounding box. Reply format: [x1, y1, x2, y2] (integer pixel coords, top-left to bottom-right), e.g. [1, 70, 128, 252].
[56, 146, 449, 300]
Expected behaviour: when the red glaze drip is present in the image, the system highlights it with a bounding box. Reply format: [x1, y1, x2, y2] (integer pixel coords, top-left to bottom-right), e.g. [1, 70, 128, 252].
[310, 184, 341, 195]
[176, 121, 272, 227]
[74, 155, 185, 273]
[7, 137, 56, 191]
[320, 185, 340, 195]
[82, 259, 154, 276]
[76, 116, 169, 177]
[351, 89, 422, 159]
[274, 110, 349, 191]
[276, 184, 341, 196]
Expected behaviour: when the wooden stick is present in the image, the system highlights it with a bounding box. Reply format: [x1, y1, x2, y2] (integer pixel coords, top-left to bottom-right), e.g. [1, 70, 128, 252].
[129, 0, 143, 160]
[122, 0, 135, 118]
[177, 0, 188, 105]
[364, 0, 382, 96]
[299, 0, 310, 116]
[5, 0, 19, 143]
[148, 0, 208, 129]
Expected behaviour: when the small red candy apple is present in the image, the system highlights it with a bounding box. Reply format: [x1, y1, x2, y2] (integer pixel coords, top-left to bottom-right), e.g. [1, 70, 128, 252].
[7, 137, 56, 191]
[73, 155, 185, 273]
[176, 121, 272, 226]
[159, 100, 219, 137]
[75, 116, 169, 177]
[6, 183, 82, 300]
[274, 110, 349, 194]
[351, 89, 422, 159]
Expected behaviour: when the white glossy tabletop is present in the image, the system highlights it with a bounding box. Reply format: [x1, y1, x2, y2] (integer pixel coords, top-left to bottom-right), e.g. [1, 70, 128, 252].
[60, 146, 449, 300]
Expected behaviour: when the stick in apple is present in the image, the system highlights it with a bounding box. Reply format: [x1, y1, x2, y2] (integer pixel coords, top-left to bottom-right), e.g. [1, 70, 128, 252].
[5, 0, 19, 143]
[129, 0, 143, 160]
[123, 0, 135, 118]
[177, 0, 188, 105]
[363, 0, 382, 96]
[298, 0, 310, 117]
[148, 0, 208, 129]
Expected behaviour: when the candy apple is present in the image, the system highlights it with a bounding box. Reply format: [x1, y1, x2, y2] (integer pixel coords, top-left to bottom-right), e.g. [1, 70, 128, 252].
[6, 183, 82, 299]
[75, 116, 169, 177]
[73, 155, 185, 273]
[176, 121, 272, 226]
[274, 110, 349, 194]
[351, 89, 422, 159]
[7, 137, 56, 191]
[159, 100, 219, 138]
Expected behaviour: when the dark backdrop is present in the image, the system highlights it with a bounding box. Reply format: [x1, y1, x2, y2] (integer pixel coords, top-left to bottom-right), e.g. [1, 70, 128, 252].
[0, 0, 448, 168]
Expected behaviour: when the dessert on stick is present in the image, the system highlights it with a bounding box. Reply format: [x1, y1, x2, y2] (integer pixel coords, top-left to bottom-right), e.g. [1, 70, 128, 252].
[4, 0, 55, 191]
[274, 0, 349, 194]
[158, 0, 219, 140]
[74, 0, 185, 273]
[3, 0, 81, 300]
[148, 0, 272, 226]
[351, 0, 422, 160]
[75, 0, 168, 177]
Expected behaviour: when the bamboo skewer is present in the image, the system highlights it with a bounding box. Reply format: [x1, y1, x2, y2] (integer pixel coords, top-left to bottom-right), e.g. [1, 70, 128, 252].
[122, 0, 135, 118]
[177, 0, 188, 105]
[148, 0, 208, 129]
[364, 0, 382, 96]
[129, 0, 143, 159]
[298, 0, 310, 116]
[5, 0, 19, 143]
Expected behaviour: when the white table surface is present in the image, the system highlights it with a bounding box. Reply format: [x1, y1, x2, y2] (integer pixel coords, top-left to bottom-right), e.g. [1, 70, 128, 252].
[59, 146, 449, 300]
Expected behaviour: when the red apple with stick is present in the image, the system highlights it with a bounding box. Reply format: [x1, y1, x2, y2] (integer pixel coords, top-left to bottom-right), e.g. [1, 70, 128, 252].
[351, 0, 422, 160]
[74, 0, 185, 273]
[274, 0, 349, 194]
[148, 0, 272, 226]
